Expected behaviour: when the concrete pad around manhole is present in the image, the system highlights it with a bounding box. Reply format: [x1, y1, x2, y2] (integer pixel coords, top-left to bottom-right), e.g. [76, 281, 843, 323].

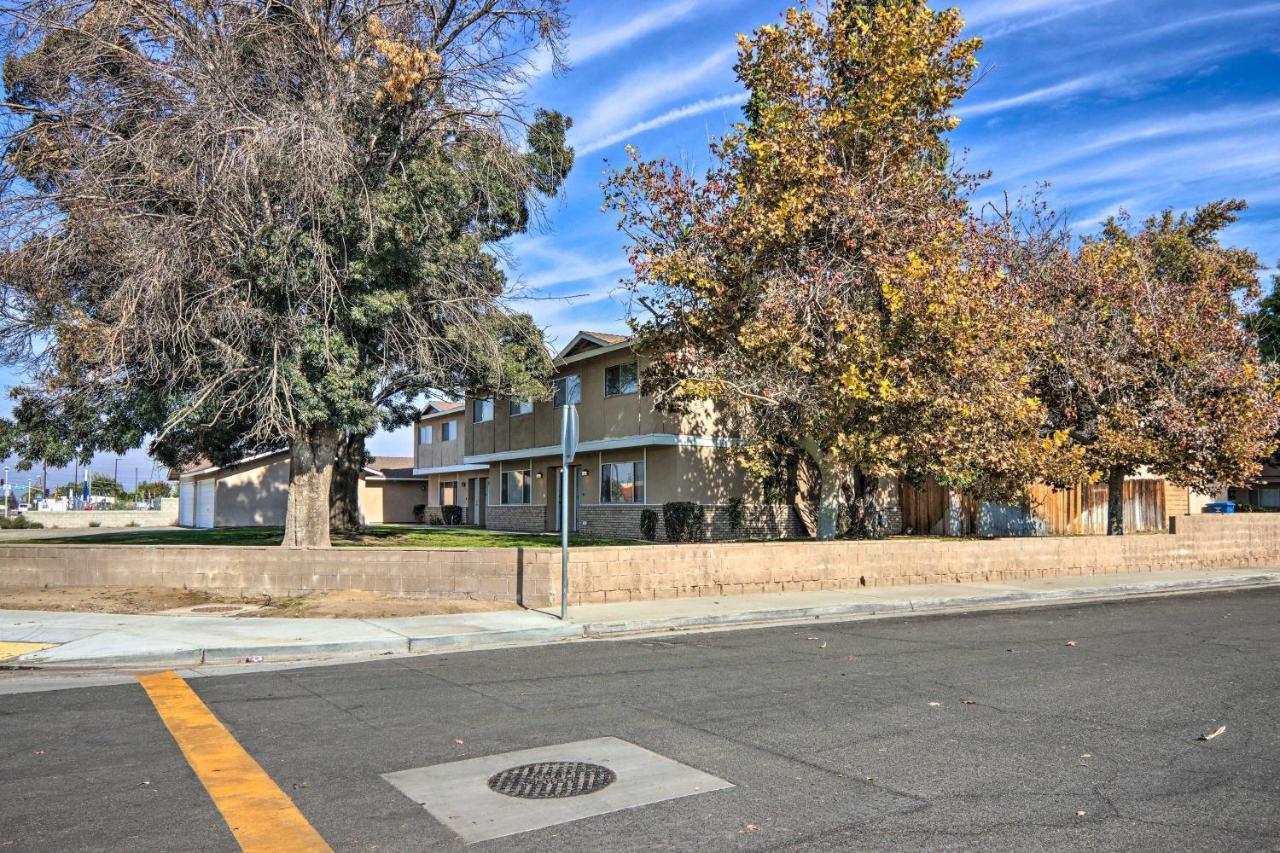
[0, 642, 56, 662]
[382, 736, 733, 844]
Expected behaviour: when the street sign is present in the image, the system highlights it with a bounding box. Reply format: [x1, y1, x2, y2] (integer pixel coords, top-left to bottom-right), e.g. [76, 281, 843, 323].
[561, 403, 578, 464]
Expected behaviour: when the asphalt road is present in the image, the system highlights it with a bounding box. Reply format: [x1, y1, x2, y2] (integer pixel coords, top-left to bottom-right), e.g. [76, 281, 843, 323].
[2, 587, 1278, 851]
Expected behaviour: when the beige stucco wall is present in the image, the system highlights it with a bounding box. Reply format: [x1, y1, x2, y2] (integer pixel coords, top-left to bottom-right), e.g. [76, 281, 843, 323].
[413, 410, 466, 470]
[359, 479, 428, 524]
[465, 348, 686, 458]
[214, 456, 290, 527]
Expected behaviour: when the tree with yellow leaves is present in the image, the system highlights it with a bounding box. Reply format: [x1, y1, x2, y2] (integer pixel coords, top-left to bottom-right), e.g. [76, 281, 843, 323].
[1034, 201, 1280, 534]
[606, 0, 1072, 539]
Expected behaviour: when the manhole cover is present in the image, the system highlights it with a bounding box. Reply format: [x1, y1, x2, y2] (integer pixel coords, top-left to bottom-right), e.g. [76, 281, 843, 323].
[191, 605, 245, 613]
[487, 761, 616, 799]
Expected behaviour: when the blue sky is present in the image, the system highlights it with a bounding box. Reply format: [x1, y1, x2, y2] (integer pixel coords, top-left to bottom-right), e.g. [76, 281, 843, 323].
[4, 0, 1278, 480]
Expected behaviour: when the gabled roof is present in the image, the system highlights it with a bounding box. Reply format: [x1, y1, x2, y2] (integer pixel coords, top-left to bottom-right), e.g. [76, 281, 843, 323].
[178, 449, 289, 480]
[365, 456, 419, 479]
[418, 399, 464, 419]
[554, 330, 633, 362]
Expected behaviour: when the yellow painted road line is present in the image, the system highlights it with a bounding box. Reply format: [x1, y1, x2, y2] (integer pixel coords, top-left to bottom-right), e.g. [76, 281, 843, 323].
[0, 641, 54, 662]
[137, 671, 331, 852]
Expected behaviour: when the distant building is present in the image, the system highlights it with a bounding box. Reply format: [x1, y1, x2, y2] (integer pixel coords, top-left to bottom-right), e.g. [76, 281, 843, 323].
[177, 451, 427, 529]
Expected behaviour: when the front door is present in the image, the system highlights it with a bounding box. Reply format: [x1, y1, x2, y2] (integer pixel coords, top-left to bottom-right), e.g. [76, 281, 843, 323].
[469, 478, 487, 527]
[551, 465, 580, 533]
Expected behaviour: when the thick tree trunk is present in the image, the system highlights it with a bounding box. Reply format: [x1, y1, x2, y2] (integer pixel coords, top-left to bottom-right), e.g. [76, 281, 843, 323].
[790, 451, 818, 538]
[330, 432, 367, 532]
[283, 424, 340, 548]
[1106, 465, 1126, 536]
[802, 438, 842, 541]
[815, 456, 842, 541]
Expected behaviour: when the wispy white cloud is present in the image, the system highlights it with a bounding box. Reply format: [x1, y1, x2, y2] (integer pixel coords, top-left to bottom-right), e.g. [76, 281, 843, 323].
[571, 0, 704, 64]
[503, 236, 631, 293]
[1099, 2, 1280, 48]
[959, 0, 1117, 30]
[525, 0, 730, 81]
[960, 41, 1241, 119]
[569, 45, 739, 148]
[962, 75, 1104, 118]
[972, 0, 1122, 39]
[979, 101, 1280, 184]
[576, 92, 748, 155]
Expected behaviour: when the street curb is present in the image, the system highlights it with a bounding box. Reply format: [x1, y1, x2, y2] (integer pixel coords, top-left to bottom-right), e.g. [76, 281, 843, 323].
[12, 626, 582, 670]
[576, 574, 1280, 637]
[9, 574, 1277, 670]
[200, 638, 413, 664]
[406, 625, 581, 653]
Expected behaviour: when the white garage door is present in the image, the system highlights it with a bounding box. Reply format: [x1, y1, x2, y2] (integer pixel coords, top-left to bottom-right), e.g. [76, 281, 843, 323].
[178, 481, 195, 527]
[195, 479, 216, 529]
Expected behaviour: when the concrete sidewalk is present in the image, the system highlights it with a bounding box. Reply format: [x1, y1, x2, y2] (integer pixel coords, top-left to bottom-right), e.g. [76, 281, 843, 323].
[2, 567, 1277, 675]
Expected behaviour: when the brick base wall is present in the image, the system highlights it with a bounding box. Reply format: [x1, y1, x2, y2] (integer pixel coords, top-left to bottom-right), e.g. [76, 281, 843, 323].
[576, 503, 804, 542]
[486, 504, 546, 534]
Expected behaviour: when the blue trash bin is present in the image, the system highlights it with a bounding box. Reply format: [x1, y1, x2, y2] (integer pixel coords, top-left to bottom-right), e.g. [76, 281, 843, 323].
[1202, 501, 1236, 514]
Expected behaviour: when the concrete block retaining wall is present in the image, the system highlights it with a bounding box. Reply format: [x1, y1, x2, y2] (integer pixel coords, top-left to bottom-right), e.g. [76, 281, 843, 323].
[27, 498, 179, 529]
[0, 514, 1274, 608]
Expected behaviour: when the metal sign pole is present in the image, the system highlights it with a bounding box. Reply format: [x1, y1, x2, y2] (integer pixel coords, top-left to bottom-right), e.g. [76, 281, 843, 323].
[560, 463, 569, 620]
[559, 403, 578, 621]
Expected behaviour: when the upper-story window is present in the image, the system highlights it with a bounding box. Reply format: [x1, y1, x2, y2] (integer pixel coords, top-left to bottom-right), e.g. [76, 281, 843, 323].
[473, 398, 494, 423]
[553, 374, 581, 408]
[604, 362, 639, 397]
[440, 420, 457, 442]
[509, 399, 534, 416]
[418, 424, 433, 445]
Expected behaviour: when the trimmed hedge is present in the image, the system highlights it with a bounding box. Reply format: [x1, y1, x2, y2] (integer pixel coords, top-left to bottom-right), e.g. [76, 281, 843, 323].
[639, 508, 659, 541]
[726, 496, 746, 531]
[662, 502, 705, 543]
[412, 504, 427, 523]
[441, 504, 464, 525]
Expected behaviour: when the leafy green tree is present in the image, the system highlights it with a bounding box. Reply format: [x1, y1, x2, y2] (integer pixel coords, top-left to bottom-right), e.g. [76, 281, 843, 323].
[89, 475, 125, 499]
[0, 0, 571, 545]
[132, 481, 173, 501]
[1251, 274, 1280, 364]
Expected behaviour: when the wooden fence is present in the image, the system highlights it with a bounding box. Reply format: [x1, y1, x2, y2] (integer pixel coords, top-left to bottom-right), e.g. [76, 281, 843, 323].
[900, 478, 1167, 537]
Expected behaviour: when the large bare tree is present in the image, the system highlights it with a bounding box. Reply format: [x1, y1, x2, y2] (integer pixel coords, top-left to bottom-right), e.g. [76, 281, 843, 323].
[0, 0, 570, 545]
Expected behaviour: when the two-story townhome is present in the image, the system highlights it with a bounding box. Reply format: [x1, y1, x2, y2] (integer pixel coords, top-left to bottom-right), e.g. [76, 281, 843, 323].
[438, 331, 804, 540]
[410, 400, 491, 524]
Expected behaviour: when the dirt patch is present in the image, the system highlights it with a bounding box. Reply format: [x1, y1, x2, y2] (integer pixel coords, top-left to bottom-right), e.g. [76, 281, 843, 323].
[247, 590, 517, 619]
[0, 586, 237, 614]
[0, 586, 516, 618]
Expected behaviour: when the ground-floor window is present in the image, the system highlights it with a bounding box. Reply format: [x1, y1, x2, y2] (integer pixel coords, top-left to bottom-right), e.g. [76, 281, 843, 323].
[601, 461, 645, 503]
[439, 480, 458, 506]
[501, 470, 531, 505]
[1261, 487, 1280, 509]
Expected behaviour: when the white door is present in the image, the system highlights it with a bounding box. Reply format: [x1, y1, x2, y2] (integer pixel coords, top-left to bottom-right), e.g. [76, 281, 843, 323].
[178, 481, 195, 527]
[195, 479, 216, 529]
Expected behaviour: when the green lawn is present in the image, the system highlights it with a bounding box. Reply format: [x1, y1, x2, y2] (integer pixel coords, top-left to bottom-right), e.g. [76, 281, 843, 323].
[11, 524, 640, 548]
